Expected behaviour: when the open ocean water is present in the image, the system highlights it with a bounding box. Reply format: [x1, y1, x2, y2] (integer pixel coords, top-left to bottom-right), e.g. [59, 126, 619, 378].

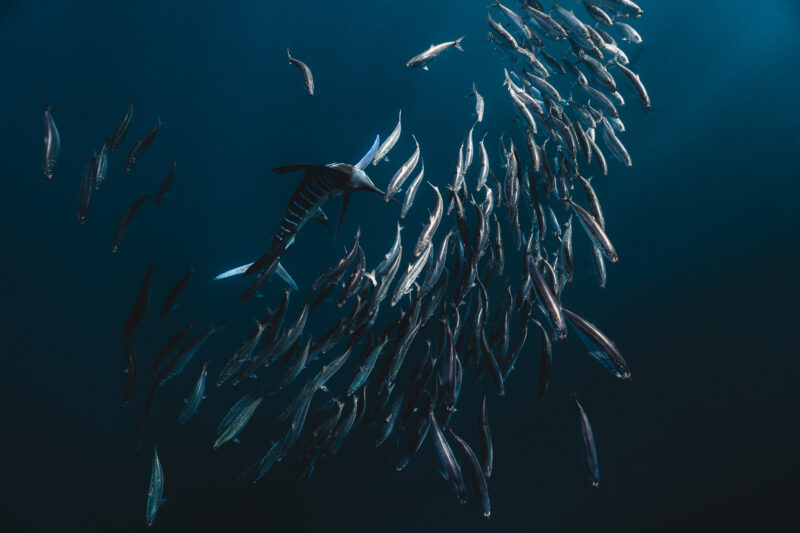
[2, 1, 799, 531]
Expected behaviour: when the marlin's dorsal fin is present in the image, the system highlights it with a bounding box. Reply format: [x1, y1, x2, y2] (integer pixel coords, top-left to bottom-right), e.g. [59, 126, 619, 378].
[334, 191, 350, 242]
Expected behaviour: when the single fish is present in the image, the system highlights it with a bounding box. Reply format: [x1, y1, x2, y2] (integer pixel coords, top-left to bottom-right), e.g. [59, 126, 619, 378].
[178, 361, 208, 425]
[583, 2, 614, 26]
[614, 60, 650, 109]
[156, 156, 176, 205]
[373, 110, 402, 166]
[562, 308, 630, 380]
[405, 37, 464, 70]
[42, 103, 61, 180]
[401, 159, 425, 219]
[93, 138, 110, 191]
[287, 47, 314, 95]
[109, 98, 134, 152]
[470, 82, 485, 122]
[385, 134, 420, 202]
[477, 133, 490, 191]
[478, 388, 493, 478]
[77, 156, 95, 225]
[571, 394, 600, 488]
[125, 118, 161, 172]
[214, 394, 264, 449]
[161, 265, 195, 320]
[111, 195, 154, 254]
[121, 264, 159, 343]
[614, 21, 642, 43]
[564, 198, 618, 262]
[391, 241, 432, 306]
[528, 256, 567, 340]
[122, 341, 138, 407]
[157, 325, 223, 385]
[145, 447, 165, 527]
[415, 183, 443, 257]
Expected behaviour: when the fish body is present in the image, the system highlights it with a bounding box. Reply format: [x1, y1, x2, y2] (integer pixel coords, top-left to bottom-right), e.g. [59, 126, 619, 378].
[401, 160, 425, 219]
[121, 264, 159, 343]
[145, 447, 165, 527]
[161, 265, 195, 320]
[78, 156, 95, 225]
[42, 104, 61, 180]
[125, 118, 161, 172]
[563, 308, 630, 380]
[179, 361, 208, 425]
[405, 37, 464, 70]
[93, 139, 109, 191]
[572, 394, 600, 488]
[156, 157, 176, 205]
[385, 135, 420, 202]
[373, 111, 402, 165]
[287, 48, 314, 95]
[471, 82, 485, 122]
[109, 98, 134, 152]
[111, 194, 154, 254]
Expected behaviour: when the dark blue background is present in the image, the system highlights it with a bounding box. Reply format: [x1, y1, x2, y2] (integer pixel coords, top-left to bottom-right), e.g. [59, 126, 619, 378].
[2, 1, 799, 531]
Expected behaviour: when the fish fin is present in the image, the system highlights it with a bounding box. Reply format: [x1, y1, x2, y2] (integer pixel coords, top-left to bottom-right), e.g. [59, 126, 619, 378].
[365, 272, 377, 286]
[233, 438, 241, 445]
[454, 36, 465, 51]
[355, 135, 381, 170]
[334, 191, 350, 242]
[422, 66, 428, 71]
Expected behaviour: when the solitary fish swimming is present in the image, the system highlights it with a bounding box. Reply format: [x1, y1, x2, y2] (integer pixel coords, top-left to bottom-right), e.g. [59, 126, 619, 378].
[287, 48, 314, 95]
[42, 103, 60, 180]
[405, 37, 464, 70]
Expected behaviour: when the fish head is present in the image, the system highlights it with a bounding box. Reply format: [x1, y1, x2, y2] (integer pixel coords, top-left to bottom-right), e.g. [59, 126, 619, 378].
[347, 166, 385, 196]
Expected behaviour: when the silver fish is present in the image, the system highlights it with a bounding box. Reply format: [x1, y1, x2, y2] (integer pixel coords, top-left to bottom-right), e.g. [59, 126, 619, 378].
[145, 447, 165, 527]
[564, 198, 618, 263]
[401, 159, 425, 219]
[614, 21, 642, 43]
[477, 133, 490, 191]
[179, 361, 208, 425]
[391, 241, 432, 307]
[471, 82, 485, 122]
[415, 183, 443, 257]
[385, 134, 420, 202]
[599, 117, 632, 167]
[42, 104, 60, 180]
[405, 37, 464, 70]
[287, 47, 314, 95]
[614, 60, 651, 109]
[373, 110, 402, 165]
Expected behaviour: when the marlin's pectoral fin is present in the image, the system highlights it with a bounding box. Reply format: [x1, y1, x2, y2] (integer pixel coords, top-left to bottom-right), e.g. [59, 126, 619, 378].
[334, 191, 350, 243]
[355, 135, 381, 171]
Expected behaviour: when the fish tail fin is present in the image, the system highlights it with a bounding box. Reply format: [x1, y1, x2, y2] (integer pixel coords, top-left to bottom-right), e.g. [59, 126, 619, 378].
[286, 47, 292, 61]
[454, 36, 465, 51]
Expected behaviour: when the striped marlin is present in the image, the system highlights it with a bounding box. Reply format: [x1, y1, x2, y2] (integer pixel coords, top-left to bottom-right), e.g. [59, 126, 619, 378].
[230, 136, 385, 301]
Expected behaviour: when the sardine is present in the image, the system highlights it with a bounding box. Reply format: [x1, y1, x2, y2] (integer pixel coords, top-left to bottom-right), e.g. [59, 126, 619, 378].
[449, 429, 491, 518]
[109, 98, 133, 152]
[121, 264, 159, 343]
[373, 110, 402, 165]
[385, 134, 420, 202]
[124, 118, 161, 172]
[571, 394, 600, 488]
[161, 265, 195, 320]
[156, 156, 176, 205]
[401, 160, 425, 219]
[145, 447, 165, 527]
[42, 104, 61, 180]
[178, 361, 208, 425]
[111, 195, 154, 254]
[428, 410, 467, 505]
[564, 198, 618, 262]
[562, 308, 630, 380]
[287, 47, 314, 95]
[405, 37, 464, 70]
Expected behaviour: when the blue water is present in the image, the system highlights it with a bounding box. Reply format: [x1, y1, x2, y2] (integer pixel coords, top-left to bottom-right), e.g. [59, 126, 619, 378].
[2, 1, 799, 531]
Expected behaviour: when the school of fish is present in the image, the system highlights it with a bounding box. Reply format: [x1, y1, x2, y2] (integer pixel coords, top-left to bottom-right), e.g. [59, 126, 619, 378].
[41, 0, 648, 525]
